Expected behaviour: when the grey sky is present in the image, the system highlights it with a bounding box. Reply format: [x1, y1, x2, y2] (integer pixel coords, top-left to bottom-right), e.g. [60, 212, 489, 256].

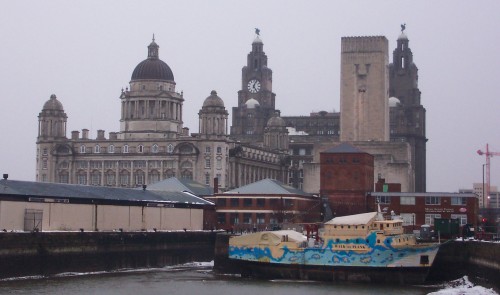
[0, 0, 498, 192]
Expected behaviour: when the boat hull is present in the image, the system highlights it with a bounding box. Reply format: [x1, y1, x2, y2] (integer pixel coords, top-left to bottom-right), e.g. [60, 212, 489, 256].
[228, 258, 433, 284]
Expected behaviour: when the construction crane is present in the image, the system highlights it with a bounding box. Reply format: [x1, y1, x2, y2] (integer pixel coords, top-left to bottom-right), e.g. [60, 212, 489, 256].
[477, 144, 500, 207]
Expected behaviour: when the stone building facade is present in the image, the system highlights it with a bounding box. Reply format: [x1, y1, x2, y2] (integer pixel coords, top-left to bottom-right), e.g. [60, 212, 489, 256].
[230, 31, 425, 193]
[36, 38, 288, 190]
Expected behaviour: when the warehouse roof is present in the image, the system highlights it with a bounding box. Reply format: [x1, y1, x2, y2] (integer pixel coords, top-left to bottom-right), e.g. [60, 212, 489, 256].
[0, 179, 214, 207]
[147, 177, 213, 196]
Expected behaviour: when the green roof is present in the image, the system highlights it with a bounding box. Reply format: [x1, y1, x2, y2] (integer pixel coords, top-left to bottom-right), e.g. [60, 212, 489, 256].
[225, 178, 312, 196]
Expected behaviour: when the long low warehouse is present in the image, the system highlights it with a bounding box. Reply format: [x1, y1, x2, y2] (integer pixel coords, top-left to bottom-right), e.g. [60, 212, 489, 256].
[0, 178, 214, 232]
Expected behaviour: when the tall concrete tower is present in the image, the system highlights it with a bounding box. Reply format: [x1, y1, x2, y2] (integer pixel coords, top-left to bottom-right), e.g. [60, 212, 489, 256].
[340, 36, 389, 142]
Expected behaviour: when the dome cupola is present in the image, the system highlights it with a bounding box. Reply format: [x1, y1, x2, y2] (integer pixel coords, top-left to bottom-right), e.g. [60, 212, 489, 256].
[131, 36, 174, 81]
[43, 94, 64, 111]
[203, 90, 225, 108]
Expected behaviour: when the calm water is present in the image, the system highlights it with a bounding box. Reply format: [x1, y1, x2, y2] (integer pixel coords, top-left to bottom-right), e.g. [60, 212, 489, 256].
[0, 262, 445, 295]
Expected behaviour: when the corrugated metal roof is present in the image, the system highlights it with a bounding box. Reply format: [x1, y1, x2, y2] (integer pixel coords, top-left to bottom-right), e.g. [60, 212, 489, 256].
[225, 178, 311, 196]
[146, 177, 213, 196]
[0, 179, 213, 205]
[323, 143, 366, 154]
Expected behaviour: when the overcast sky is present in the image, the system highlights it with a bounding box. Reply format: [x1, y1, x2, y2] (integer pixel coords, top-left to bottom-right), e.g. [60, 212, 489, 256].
[0, 1, 498, 193]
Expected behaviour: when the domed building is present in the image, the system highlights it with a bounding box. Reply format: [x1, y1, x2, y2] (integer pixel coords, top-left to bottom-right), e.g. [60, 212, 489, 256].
[119, 38, 183, 139]
[36, 38, 289, 193]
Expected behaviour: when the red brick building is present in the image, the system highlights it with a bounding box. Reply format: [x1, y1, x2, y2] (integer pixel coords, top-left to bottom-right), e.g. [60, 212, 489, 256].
[320, 143, 374, 216]
[366, 192, 479, 230]
[206, 178, 321, 231]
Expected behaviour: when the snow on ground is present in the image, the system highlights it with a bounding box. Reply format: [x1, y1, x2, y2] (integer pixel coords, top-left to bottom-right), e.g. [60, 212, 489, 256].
[428, 276, 498, 295]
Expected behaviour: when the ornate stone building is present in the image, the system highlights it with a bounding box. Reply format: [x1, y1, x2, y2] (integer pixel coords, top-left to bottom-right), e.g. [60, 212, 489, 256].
[36, 38, 287, 190]
[231, 30, 426, 193]
[389, 31, 427, 192]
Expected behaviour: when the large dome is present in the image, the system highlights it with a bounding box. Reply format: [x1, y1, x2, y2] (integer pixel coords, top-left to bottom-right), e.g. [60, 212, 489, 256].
[43, 94, 64, 111]
[131, 39, 174, 81]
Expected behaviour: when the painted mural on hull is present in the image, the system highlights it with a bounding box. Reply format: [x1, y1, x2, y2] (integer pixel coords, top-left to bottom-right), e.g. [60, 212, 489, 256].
[229, 210, 440, 272]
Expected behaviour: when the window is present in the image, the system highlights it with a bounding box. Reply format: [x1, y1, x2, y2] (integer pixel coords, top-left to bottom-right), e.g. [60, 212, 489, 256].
[244, 199, 252, 207]
[108, 145, 115, 153]
[257, 199, 265, 207]
[94, 145, 100, 153]
[123, 145, 129, 153]
[243, 213, 252, 224]
[216, 158, 222, 169]
[205, 158, 211, 168]
[167, 144, 174, 153]
[135, 172, 145, 185]
[216, 146, 222, 154]
[80, 145, 86, 153]
[205, 172, 210, 185]
[134, 160, 146, 168]
[451, 197, 467, 206]
[58, 174, 69, 184]
[150, 171, 160, 184]
[231, 213, 239, 225]
[42, 159, 48, 169]
[106, 174, 115, 186]
[451, 214, 467, 226]
[41, 174, 47, 182]
[42, 148, 48, 155]
[78, 174, 87, 185]
[152, 144, 159, 153]
[377, 196, 391, 204]
[400, 196, 415, 205]
[425, 214, 441, 225]
[217, 198, 226, 207]
[400, 213, 415, 226]
[205, 146, 211, 153]
[256, 214, 265, 224]
[120, 174, 129, 186]
[137, 145, 144, 153]
[230, 198, 239, 207]
[425, 196, 440, 205]
[217, 213, 226, 225]
[91, 172, 100, 185]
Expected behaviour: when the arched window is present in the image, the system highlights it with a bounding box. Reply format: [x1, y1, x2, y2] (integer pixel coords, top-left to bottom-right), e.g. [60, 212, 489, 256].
[80, 145, 86, 153]
[167, 144, 174, 153]
[94, 145, 100, 153]
[108, 145, 115, 153]
[152, 144, 159, 153]
[216, 146, 222, 154]
[138, 145, 144, 153]
[123, 145, 129, 153]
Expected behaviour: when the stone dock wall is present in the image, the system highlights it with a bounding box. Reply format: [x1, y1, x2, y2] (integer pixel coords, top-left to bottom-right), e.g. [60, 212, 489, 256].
[427, 240, 500, 287]
[0, 231, 217, 279]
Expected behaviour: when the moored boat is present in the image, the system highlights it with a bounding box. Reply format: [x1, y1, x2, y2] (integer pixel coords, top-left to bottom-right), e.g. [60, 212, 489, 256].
[227, 209, 440, 284]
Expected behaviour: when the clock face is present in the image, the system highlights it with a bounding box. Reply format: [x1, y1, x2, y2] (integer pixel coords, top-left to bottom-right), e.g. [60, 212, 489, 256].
[247, 79, 261, 93]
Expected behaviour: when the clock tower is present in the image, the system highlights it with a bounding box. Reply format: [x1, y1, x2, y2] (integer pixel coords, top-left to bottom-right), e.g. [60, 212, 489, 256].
[230, 32, 277, 143]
